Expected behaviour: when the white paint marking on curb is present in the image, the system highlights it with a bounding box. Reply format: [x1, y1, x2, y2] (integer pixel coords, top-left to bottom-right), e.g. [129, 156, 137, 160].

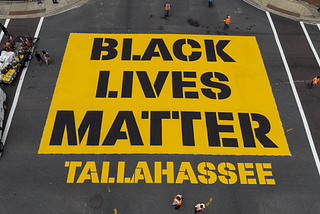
[266, 11, 320, 176]
[2, 17, 44, 145]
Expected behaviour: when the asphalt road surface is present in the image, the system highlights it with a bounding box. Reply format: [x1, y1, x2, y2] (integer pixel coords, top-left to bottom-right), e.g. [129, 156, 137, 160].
[1, 0, 320, 213]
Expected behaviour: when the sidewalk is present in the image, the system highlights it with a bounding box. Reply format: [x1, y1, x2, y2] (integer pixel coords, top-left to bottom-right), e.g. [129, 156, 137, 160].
[0, 0, 320, 24]
[245, 0, 320, 24]
[0, 0, 88, 19]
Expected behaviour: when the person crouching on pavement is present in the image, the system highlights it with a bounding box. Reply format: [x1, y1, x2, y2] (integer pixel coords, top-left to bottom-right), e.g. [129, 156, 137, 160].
[34, 51, 44, 66]
[195, 203, 205, 212]
[172, 194, 183, 209]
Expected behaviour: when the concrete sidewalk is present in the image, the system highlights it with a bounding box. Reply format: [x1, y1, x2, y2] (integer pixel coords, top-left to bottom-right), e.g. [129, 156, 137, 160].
[0, 0, 88, 19]
[0, 0, 320, 24]
[245, 0, 320, 24]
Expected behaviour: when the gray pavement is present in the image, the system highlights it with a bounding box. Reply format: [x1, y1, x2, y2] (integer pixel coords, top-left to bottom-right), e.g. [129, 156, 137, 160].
[1, 0, 320, 24]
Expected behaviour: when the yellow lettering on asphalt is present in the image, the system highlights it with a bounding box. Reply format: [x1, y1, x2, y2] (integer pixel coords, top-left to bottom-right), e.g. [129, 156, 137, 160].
[175, 162, 198, 184]
[117, 161, 125, 183]
[154, 161, 174, 183]
[256, 163, 275, 185]
[77, 161, 99, 183]
[197, 162, 217, 184]
[218, 162, 237, 185]
[101, 161, 110, 183]
[65, 161, 82, 183]
[133, 161, 153, 183]
[238, 163, 257, 184]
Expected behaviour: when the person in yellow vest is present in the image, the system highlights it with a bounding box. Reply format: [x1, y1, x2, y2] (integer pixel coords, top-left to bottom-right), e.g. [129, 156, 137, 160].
[195, 203, 205, 212]
[164, 2, 171, 17]
[172, 194, 183, 209]
[309, 76, 320, 91]
[223, 15, 231, 30]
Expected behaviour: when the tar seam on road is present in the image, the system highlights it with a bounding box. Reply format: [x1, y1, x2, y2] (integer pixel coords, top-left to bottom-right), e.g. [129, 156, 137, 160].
[266, 11, 320, 176]
[2, 17, 45, 146]
[0, 19, 10, 43]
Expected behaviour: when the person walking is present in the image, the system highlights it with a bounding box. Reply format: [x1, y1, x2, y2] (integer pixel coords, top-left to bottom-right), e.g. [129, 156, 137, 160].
[42, 50, 52, 65]
[164, 2, 171, 17]
[195, 203, 205, 212]
[208, 0, 213, 7]
[34, 51, 44, 66]
[0, 23, 8, 37]
[223, 15, 231, 30]
[172, 194, 183, 209]
[309, 76, 320, 91]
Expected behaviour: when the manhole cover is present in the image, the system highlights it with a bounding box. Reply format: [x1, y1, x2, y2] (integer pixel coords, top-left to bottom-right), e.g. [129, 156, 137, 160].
[157, 26, 164, 30]
[89, 194, 103, 209]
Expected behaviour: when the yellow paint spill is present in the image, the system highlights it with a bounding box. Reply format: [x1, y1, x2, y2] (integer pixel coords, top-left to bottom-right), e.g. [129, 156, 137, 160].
[206, 198, 213, 207]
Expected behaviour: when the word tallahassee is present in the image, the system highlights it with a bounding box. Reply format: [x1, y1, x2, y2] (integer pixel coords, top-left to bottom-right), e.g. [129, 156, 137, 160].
[65, 161, 275, 185]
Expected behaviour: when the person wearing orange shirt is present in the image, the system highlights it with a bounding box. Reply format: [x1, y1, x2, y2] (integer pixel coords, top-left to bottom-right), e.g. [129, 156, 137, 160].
[172, 194, 183, 209]
[164, 2, 171, 17]
[309, 76, 320, 91]
[223, 15, 231, 30]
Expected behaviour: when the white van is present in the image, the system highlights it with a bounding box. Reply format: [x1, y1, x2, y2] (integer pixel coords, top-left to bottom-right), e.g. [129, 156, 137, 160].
[0, 88, 6, 152]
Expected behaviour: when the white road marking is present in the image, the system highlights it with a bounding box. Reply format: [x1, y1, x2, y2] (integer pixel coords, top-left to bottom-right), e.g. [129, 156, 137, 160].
[300, 22, 320, 67]
[0, 19, 10, 42]
[2, 17, 45, 146]
[266, 11, 320, 176]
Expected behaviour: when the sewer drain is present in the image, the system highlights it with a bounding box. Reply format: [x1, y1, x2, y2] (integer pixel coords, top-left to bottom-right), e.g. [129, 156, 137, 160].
[89, 194, 103, 209]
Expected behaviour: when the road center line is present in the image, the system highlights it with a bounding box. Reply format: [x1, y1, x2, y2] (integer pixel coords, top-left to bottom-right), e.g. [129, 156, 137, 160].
[266, 11, 320, 176]
[2, 17, 44, 145]
[0, 19, 10, 43]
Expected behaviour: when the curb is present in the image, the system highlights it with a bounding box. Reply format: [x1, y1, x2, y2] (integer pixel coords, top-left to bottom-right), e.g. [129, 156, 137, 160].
[244, 0, 320, 24]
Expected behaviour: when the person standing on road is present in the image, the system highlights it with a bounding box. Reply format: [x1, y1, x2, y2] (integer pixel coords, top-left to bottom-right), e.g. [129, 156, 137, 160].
[0, 23, 8, 37]
[172, 194, 183, 209]
[42, 50, 52, 65]
[34, 51, 44, 66]
[223, 15, 231, 30]
[195, 203, 205, 212]
[309, 76, 320, 91]
[208, 0, 213, 7]
[164, 2, 171, 17]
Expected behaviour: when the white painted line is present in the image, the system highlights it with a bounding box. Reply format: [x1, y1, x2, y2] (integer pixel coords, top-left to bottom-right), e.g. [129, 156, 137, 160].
[0, 19, 10, 43]
[266, 11, 320, 176]
[317, 24, 320, 31]
[300, 22, 320, 67]
[2, 17, 45, 146]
